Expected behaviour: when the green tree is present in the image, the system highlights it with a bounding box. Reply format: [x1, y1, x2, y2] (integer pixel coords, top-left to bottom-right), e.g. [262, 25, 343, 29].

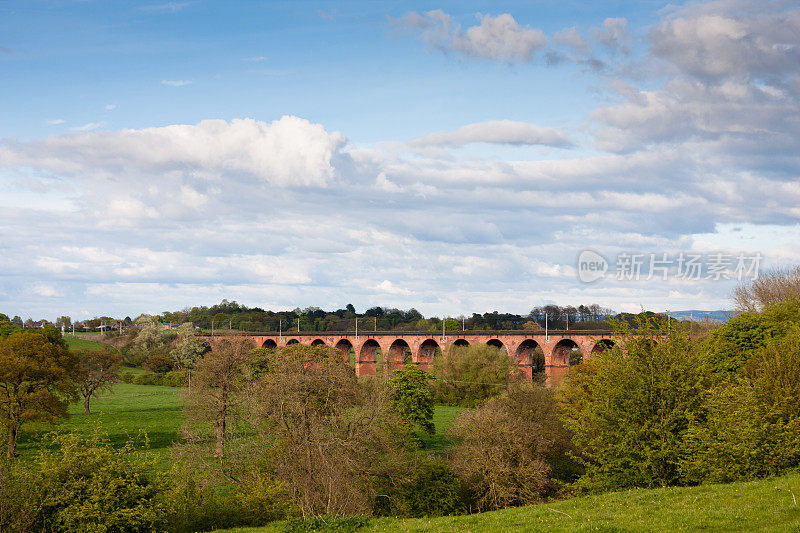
[77, 348, 122, 414]
[431, 344, 514, 407]
[0, 331, 79, 460]
[171, 323, 209, 370]
[683, 325, 800, 483]
[558, 330, 709, 491]
[388, 364, 435, 436]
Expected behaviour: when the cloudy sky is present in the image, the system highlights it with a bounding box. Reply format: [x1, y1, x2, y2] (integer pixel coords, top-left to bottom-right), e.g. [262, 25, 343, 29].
[1, 0, 799, 320]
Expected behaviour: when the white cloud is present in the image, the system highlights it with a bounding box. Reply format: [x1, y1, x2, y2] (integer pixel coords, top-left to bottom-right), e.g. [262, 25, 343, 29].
[105, 104, 117, 110]
[410, 120, 572, 148]
[69, 122, 105, 132]
[395, 10, 546, 64]
[161, 79, 192, 87]
[0, 116, 347, 188]
[45, 119, 65, 125]
[31, 284, 63, 298]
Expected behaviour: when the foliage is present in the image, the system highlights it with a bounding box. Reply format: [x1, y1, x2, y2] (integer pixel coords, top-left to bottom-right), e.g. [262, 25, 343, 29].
[247, 343, 408, 516]
[431, 344, 514, 407]
[145, 352, 175, 373]
[0, 331, 80, 459]
[76, 348, 122, 414]
[0, 459, 38, 533]
[123, 318, 173, 366]
[133, 372, 165, 386]
[683, 327, 800, 483]
[183, 337, 255, 456]
[163, 454, 293, 532]
[34, 430, 165, 532]
[374, 459, 463, 518]
[281, 515, 371, 533]
[447, 384, 574, 512]
[170, 323, 209, 370]
[558, 329, 709, 492]
[388, 364, 435, 436]
[702, 300, 800, 378]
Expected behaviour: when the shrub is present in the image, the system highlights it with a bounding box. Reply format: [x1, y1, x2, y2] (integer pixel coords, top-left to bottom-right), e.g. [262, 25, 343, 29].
[0, 461, 37, 533]
[162, 370, 188, 387]
[683, 328, 800, 483]
[120, 372, 135, 384]
[431, 344, 514, 407]
[133, 372, 164, 386]
[448, 384, 573, 511]
[558, 330, 709, 491]
[34, 431, 165, 532]
[145, 352, 174, 373]
[163, 458, 293, 532]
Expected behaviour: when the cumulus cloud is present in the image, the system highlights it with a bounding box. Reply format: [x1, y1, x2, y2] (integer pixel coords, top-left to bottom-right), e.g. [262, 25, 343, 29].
[0, 116, 347, 188]
[3, 1, 800, 319]
[394, 10, 546, 63]
[45, 119, 65, 125]
[649, 1, 800, 81]
[105, 104, 117, 110]
[410, 120, 573, 148]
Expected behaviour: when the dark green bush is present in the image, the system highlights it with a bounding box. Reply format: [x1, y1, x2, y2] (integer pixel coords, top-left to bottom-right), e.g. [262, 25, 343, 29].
[145, 352, 174, 373]
[120, 372, 134, 384]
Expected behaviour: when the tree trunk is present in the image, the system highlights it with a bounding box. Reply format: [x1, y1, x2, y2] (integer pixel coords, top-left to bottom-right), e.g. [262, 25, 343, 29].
[7, 422, 17, 460]
[84, 394, 92, 415]
[215, 394, 227, 457]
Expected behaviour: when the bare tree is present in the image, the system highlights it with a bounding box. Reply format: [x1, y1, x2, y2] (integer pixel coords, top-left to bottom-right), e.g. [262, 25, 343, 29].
[77, 348, 122, 414]
[733, 265, 800, 313]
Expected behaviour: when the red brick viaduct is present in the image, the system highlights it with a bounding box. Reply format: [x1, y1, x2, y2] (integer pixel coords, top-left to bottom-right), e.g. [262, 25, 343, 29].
[204, 330, 621, 381]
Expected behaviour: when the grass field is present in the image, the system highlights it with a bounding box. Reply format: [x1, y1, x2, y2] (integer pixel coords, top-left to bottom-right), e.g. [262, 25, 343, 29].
[218, 472, 800, 532]
[16, 358, 462, 467]
[64, 334, 117, 351]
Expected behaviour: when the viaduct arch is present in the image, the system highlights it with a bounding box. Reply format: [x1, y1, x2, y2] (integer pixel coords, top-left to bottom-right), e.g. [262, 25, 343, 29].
[206, 330, 624, 380]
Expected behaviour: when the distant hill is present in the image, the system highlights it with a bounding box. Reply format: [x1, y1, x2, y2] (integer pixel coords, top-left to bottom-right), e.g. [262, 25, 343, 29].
[669, 310, 733, 323]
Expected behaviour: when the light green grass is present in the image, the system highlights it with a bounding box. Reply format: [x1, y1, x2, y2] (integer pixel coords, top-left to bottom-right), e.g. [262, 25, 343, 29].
[218, 472, 800, 532]
[17, 382, 183, 466]
[64, 335, 117, 351]
[419, 405, 464, 450]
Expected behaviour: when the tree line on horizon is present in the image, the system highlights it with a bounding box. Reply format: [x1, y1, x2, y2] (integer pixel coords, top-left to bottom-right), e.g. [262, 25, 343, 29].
[17, 301, 619, 334]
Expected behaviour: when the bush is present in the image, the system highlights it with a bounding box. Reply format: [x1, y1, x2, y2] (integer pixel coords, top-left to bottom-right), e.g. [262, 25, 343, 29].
[683, 328, 800, 483]
[431, 344, 514, 407]
[120, 372, 134, 384]
[448, 384, 573, 512]
[558, 329, 709, 492]
[163, 458, 293, 532]
[133, 372, 164, 386]
[0, 461, 37, 533]
[162, 370, 187, 387]
[34, 431, 165, 532]
[145, 352, 174, 373]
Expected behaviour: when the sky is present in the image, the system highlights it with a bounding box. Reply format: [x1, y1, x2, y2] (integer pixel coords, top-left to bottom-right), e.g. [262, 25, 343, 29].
[1, 0, 799, 320]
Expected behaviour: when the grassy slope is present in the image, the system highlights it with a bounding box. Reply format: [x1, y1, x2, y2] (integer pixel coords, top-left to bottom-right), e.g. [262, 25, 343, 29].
[221, 473, 800, 532]
[64, 334, 118, 351]
[16, 382, 182, 465]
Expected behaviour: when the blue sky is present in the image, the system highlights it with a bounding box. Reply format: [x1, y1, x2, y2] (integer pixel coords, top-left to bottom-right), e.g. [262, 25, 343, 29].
[1, 0, 799, 320]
